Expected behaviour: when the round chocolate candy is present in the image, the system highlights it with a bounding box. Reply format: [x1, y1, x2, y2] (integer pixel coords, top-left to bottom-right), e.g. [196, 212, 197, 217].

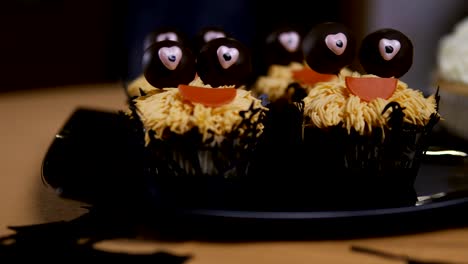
[143, 26, 188, 51]
[302, 22, 356, 74]
[142, 40, 196, 88]
[193, 26, 230, 52]
[359, 28, 413, 78]
[196, 37, 252, 88]
[264, 25, 304, 66]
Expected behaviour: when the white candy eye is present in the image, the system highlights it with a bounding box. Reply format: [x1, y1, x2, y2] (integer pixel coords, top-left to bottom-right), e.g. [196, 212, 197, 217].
[325, 33, 347, 55]
[278, 31, 300, 52]
[158, 46, 182, 70]
[204, 31, 226, 43]
[216, 45, 239, 69]
[379, 38, 401, 61]
[156, 32, 178, 42]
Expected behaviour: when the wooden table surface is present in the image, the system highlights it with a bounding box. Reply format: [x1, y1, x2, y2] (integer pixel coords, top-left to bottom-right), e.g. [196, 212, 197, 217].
[1, 82, 468, 263]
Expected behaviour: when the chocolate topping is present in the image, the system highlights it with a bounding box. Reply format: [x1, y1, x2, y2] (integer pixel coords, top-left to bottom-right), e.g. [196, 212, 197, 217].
[196, 37, 252, 88]
[193, 26, 230, 53]
[359, 28, 413, 78]
[142, 40, 196, 88]
[143, 26, 188, 51]
[302, 22, 356, 74]
[264, 26, 304, 66]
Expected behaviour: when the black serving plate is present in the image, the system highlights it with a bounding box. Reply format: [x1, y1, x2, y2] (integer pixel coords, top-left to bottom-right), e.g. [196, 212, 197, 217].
[41, 108, 468, 239]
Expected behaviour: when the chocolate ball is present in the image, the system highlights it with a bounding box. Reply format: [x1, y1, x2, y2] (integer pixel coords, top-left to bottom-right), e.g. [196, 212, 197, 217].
[193, 26, 230, 53]
[264, 25, 304, 66]
[359, 28, 413, 78]
[142, 40, 196, 88]
[302, 22, 356, 74]
[143, 26, 188, 51]
[196, 37, 252, 88]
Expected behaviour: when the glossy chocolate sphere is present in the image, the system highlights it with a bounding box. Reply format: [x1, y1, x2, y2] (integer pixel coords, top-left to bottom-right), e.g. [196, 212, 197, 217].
[196, 37, 252, 87]
[143, 26, 188, 51]
[264, 26, 304, 66]
[193, 26, 230, 53]
[359, 28, 413, 78]
[142, 40, 196, 88]
[302, 22, 356, 74]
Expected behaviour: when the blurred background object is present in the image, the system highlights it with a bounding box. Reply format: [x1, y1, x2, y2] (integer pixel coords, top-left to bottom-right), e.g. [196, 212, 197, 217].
[362, 0, 467, 95]
[0, 1, 126, 92]
[0, 0, 353, 92]
[0, 0, 466, 93]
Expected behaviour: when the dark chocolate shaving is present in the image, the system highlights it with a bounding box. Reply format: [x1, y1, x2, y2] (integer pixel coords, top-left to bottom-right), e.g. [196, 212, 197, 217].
[285, 82, 308, 102]
[382, 101, 406, 134]
[139, 88, 148, 97]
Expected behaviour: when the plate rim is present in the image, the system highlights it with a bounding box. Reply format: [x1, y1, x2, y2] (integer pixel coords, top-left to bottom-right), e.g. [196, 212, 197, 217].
[175, 196, 468, 220]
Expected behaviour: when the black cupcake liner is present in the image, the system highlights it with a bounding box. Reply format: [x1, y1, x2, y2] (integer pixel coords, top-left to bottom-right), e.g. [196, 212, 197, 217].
[298, 101, 441, 209]
[145, 130, 256, 178]
[129, 102, 268, 210]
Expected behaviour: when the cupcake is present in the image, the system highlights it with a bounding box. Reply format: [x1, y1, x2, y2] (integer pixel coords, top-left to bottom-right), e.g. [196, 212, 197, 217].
[433, 17, 468, 142]
[248, 24, 356, 182]
[249, 26, 340, 163]
[252, 25, 339, 103]
[126, 27, 189, 98]
[300, 23, 440, 209]
[127, 37, 267, 208]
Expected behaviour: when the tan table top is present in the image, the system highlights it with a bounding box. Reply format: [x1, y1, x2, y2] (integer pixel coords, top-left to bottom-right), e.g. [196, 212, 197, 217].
[1, 82, 468, 263]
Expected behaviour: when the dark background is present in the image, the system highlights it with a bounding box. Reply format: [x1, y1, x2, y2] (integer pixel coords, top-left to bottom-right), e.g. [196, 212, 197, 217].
[0, 0, 362, 92]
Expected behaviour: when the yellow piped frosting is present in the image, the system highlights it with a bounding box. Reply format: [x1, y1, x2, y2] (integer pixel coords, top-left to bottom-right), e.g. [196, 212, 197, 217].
[127, 75, 162, 97]
[303, 71, 438, 136]
[253, 63, 352, 101]
[133, 77, 267, 146]
[252, 62, 304, 101]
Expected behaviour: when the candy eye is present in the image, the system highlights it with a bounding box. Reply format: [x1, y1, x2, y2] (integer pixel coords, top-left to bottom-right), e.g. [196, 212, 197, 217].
[204, 31, 226, 43]
[216, 46, 239, 69]
[302, 22, 356, 74]
[359, 28, 413, 78]
[143, 40, 196, 88]
[143, 27, 187, 51]
[379, 38, 401, 61]
[156, 32, 178, 42]
[158, 46, 182, 70]
[325, 33, 347, 55]
[197, 37, 251, 87]
[263, 26, 304, 67]
[195, 26, 229, 53]
[278, 31, 300, 52]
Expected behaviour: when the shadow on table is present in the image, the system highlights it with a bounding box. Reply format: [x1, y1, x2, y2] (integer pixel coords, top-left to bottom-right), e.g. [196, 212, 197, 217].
[13, 108, 467, 260]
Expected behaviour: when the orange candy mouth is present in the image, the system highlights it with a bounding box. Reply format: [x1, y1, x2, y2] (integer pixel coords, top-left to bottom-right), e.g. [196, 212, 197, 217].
[291, 67, 335, 86]
[178, 84, 236, 107]
[345, 77, 397, 102]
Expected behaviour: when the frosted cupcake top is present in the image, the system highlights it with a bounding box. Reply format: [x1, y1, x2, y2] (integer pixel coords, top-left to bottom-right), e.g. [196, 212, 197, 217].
[133, 77, 266, 146]
[437, 16, 468, 84]
[303, 71, 438, 135]
[252, 62, 304, 101]
[253, 63, 349, 102]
